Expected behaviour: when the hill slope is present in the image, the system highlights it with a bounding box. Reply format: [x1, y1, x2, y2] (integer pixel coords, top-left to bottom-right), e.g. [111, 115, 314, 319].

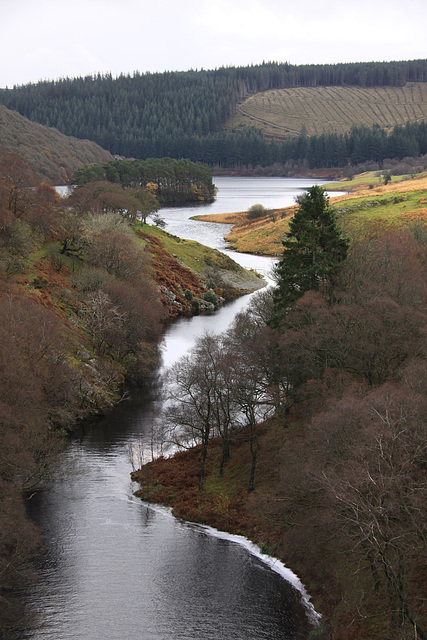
[0, 104, 113, 183]
[0, 60, 426, 167]
[227, 82, 427, 138]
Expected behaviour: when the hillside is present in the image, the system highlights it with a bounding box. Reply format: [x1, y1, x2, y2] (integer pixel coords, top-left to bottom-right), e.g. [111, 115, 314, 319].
[0, 60, 426, 169]
[0, 104, 113, 183]
[227, 82, 427, 139]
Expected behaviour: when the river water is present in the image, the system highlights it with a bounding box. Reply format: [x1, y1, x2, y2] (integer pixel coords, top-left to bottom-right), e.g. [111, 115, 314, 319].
[24, 177, 331, 640]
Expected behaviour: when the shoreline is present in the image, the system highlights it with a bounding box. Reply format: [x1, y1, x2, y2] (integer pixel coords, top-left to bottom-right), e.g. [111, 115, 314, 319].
[138, 498, 321, 626]
[192, 172, 427, 256]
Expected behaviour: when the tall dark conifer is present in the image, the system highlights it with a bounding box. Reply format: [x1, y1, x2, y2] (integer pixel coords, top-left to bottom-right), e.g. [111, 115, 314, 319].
[272, 186, 349, 322]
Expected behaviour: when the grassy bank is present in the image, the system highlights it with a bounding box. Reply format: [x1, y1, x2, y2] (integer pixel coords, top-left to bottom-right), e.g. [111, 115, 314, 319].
[137, 223, 265, 314]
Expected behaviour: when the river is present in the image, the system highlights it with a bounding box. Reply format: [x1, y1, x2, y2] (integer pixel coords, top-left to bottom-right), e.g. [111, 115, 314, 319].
[24, 177, 332, 640]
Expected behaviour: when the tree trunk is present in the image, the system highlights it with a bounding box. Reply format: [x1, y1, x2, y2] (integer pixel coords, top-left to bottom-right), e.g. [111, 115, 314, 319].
[219, 438, 230, 476]
[198, 441, 208, 491]
[247, 422, 258, 492]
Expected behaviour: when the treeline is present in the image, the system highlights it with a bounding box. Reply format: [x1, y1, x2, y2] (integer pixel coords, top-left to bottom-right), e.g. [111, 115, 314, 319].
[0, 60, 425, 164]
[67, 122, 427, 176]
[273, 120, 427, 170]
[157, 121, 427, 169]
[71, 157, 215, 205]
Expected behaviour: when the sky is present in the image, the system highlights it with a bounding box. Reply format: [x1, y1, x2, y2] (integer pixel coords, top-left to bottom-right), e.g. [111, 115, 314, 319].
[1, 0, 426, 88]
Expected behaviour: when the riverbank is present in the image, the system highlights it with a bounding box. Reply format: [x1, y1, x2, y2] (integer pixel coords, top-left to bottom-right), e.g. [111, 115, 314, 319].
[131, 416, 335, 630]
[211, 167, 345, 181]
[138, 223, 265, 315]
[0, 186, 265, 637]
[132, 354, 427, 640]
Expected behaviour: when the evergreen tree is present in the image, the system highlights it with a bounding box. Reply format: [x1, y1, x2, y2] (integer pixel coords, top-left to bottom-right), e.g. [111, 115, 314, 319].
[272, 186, 349, 322]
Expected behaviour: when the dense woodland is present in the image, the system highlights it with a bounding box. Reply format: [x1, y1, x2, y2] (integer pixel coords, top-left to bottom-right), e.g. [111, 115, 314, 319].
[71, 157, 215, 205]
[66, 121, 427, 173]
[0, 60, 426, 169]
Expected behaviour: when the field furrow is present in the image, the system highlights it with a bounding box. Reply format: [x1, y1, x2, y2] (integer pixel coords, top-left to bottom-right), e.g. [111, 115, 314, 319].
[227, 83, 427, 138]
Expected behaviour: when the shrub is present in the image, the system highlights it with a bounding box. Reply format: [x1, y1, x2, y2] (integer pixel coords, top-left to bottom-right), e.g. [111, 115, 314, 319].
[247, 203, 266, 219]
[32, 275, 48, 289]
[202, 290, 218, 308]
[183, 289, 193, 301]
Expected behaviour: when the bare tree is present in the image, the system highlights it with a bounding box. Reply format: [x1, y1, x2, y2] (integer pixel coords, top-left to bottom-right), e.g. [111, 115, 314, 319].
[318, 380, 427, 638]
[163, 333, 231, 490]
[161, 307, 278, 493]
[225, 311, 277, 491]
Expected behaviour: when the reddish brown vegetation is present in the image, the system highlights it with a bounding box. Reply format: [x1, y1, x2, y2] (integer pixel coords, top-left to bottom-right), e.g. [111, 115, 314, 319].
[0, 290, 80, 636]
[133, 227, 427, 639]
[137, 230, 206, 313]
[132, 441, 253, 533]
[0, 106, 113, 184]
[0, 155, 166, 637]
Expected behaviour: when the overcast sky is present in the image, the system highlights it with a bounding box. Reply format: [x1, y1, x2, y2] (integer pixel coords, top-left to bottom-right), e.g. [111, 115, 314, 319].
[1, 0, 426, 88]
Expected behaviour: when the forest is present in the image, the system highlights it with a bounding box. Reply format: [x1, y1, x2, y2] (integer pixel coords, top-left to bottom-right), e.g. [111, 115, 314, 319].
[66, 121, 427, 175]
[0, 60, 426, 169]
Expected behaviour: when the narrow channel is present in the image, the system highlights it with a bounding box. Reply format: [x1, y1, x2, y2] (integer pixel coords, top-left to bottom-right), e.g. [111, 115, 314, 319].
[24, 177, 329, 640]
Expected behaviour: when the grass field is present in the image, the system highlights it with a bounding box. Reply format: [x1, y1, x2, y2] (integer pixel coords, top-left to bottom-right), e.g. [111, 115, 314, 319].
[227, 82, 427, 138]
[324, 170, 425, 192]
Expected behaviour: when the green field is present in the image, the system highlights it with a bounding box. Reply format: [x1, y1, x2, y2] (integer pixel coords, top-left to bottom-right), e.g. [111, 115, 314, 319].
[227, 82, 427, 138]
[333, 189, 427, 232]
[324, 171, 425, 192]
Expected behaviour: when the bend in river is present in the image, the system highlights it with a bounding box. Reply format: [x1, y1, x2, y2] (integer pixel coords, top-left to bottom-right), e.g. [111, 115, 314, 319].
[24, 177, 331, 640]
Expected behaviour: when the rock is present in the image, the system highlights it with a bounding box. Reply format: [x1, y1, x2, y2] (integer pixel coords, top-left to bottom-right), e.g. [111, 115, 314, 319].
[160, 286, 176, 305]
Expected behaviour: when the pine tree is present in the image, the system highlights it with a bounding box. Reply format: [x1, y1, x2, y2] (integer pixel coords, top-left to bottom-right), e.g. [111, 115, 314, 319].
[272, 186, 349, 321]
